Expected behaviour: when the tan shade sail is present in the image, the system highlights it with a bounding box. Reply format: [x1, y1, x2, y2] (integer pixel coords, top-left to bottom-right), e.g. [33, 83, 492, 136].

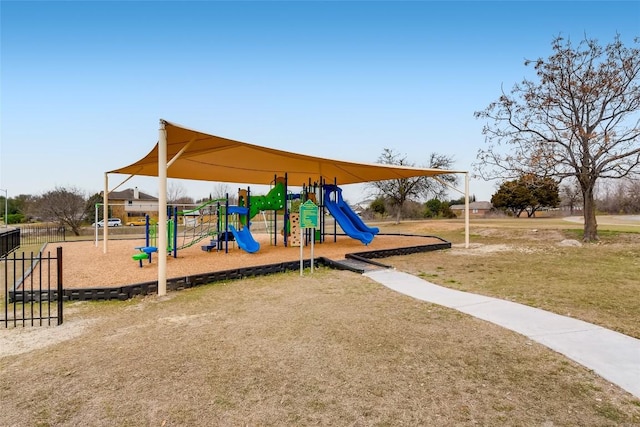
[108, 120, 463, 185]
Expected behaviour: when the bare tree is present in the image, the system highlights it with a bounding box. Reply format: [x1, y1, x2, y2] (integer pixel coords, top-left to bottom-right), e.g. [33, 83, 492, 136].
[560, 181, 583, 215]
[211, 183, 232, 201]
[625, 180, 640, 213]
[195, 183, 237, 208]
[368, 148, 458, 223]
[35, 186, 87, 235]
[474, 34, 640, 241]
[167, 180, 191, 204]
[596, 178, 640, 214]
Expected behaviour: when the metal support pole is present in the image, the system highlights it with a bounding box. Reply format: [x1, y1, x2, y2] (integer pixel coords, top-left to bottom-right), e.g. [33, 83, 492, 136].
[158, 120, 168, 296]
[465, 172, 470, 249]
[56, 246, 63, 325]
[103, 174, 109, 253]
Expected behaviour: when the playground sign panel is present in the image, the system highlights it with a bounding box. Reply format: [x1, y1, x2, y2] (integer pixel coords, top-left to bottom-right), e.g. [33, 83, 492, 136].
[299, 200, 318, 275]
[299, 200, 319, 229]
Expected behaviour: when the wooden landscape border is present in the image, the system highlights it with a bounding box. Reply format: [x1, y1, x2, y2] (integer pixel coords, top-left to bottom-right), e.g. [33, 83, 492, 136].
[9, 236, 451, 303]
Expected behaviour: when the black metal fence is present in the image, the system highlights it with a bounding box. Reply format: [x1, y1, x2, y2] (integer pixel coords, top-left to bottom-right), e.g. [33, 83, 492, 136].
[0, 228, 20, 257]
[17, 224, 66, 246]
[1, 247, 63, 327]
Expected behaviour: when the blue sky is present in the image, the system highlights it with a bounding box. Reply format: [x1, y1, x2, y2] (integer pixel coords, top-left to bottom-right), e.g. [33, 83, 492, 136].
[1, 1, 638, 204]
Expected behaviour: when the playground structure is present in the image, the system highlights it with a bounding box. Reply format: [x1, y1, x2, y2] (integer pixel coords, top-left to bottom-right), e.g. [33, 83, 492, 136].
[106, 119, 468, 294]
[130, 176, 383, 265]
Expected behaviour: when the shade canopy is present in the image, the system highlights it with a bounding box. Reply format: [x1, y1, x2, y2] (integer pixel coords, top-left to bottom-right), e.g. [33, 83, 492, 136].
[108, 120, 463, 186]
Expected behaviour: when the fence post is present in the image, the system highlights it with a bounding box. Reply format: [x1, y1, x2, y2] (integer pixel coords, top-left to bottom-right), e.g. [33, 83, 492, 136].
[57, 246, 63, 325]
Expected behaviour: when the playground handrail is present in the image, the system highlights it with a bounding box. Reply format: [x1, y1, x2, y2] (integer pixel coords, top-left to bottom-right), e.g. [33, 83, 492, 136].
[178, 198, 227, 215]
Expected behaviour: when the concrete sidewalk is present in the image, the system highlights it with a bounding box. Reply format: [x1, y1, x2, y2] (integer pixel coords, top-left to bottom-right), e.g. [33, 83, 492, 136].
[364, 269, 640, 399]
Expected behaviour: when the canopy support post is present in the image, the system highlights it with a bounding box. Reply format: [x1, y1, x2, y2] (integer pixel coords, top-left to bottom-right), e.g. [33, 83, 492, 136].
[103, 173, 109, 253]
[158, 120, 168, 296]
[433, 172, 470, 249]
[464, 172, 469, 249]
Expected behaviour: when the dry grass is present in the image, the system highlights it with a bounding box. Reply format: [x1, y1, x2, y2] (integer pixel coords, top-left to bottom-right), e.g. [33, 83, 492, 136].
[1, 217, 639, 426]
[376, 218, 640, 339]
[1, 269, 639, 426]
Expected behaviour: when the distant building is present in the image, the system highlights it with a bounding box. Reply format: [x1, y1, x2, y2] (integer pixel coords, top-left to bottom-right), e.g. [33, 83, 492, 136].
[106, 187, 159, 224]
[450, 201, 493, 218]
[350, 200, 373, 216]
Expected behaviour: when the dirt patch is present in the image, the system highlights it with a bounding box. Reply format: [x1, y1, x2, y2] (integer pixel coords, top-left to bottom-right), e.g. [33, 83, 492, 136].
[449, 243, 539, 255]
[474, 227, 566, 241]
[450, 243, 512, 255]
[0, 318, 96, 357]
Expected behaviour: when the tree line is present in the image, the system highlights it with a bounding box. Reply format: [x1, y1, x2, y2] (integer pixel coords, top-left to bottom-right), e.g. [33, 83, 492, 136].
[0, 188, 101, 235]
[0, 184, 201, 236]
[3, 176, 637, 234]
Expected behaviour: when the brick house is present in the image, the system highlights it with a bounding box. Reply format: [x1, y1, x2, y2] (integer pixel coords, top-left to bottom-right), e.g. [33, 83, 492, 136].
[107, 187, 159, 225]
[450, 201, 493, 218]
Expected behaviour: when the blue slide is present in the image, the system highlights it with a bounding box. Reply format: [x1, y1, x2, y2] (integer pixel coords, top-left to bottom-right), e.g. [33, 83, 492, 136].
[324, 185, 379, 245]
[227, 206, 260, 253]
[228, 225, 260, 253]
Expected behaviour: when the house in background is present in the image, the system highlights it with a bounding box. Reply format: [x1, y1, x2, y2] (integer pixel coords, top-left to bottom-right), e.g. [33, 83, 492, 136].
[450, 201, 493, 218]
[106, 187, 159, 225]
[350, 200, 373, 216]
